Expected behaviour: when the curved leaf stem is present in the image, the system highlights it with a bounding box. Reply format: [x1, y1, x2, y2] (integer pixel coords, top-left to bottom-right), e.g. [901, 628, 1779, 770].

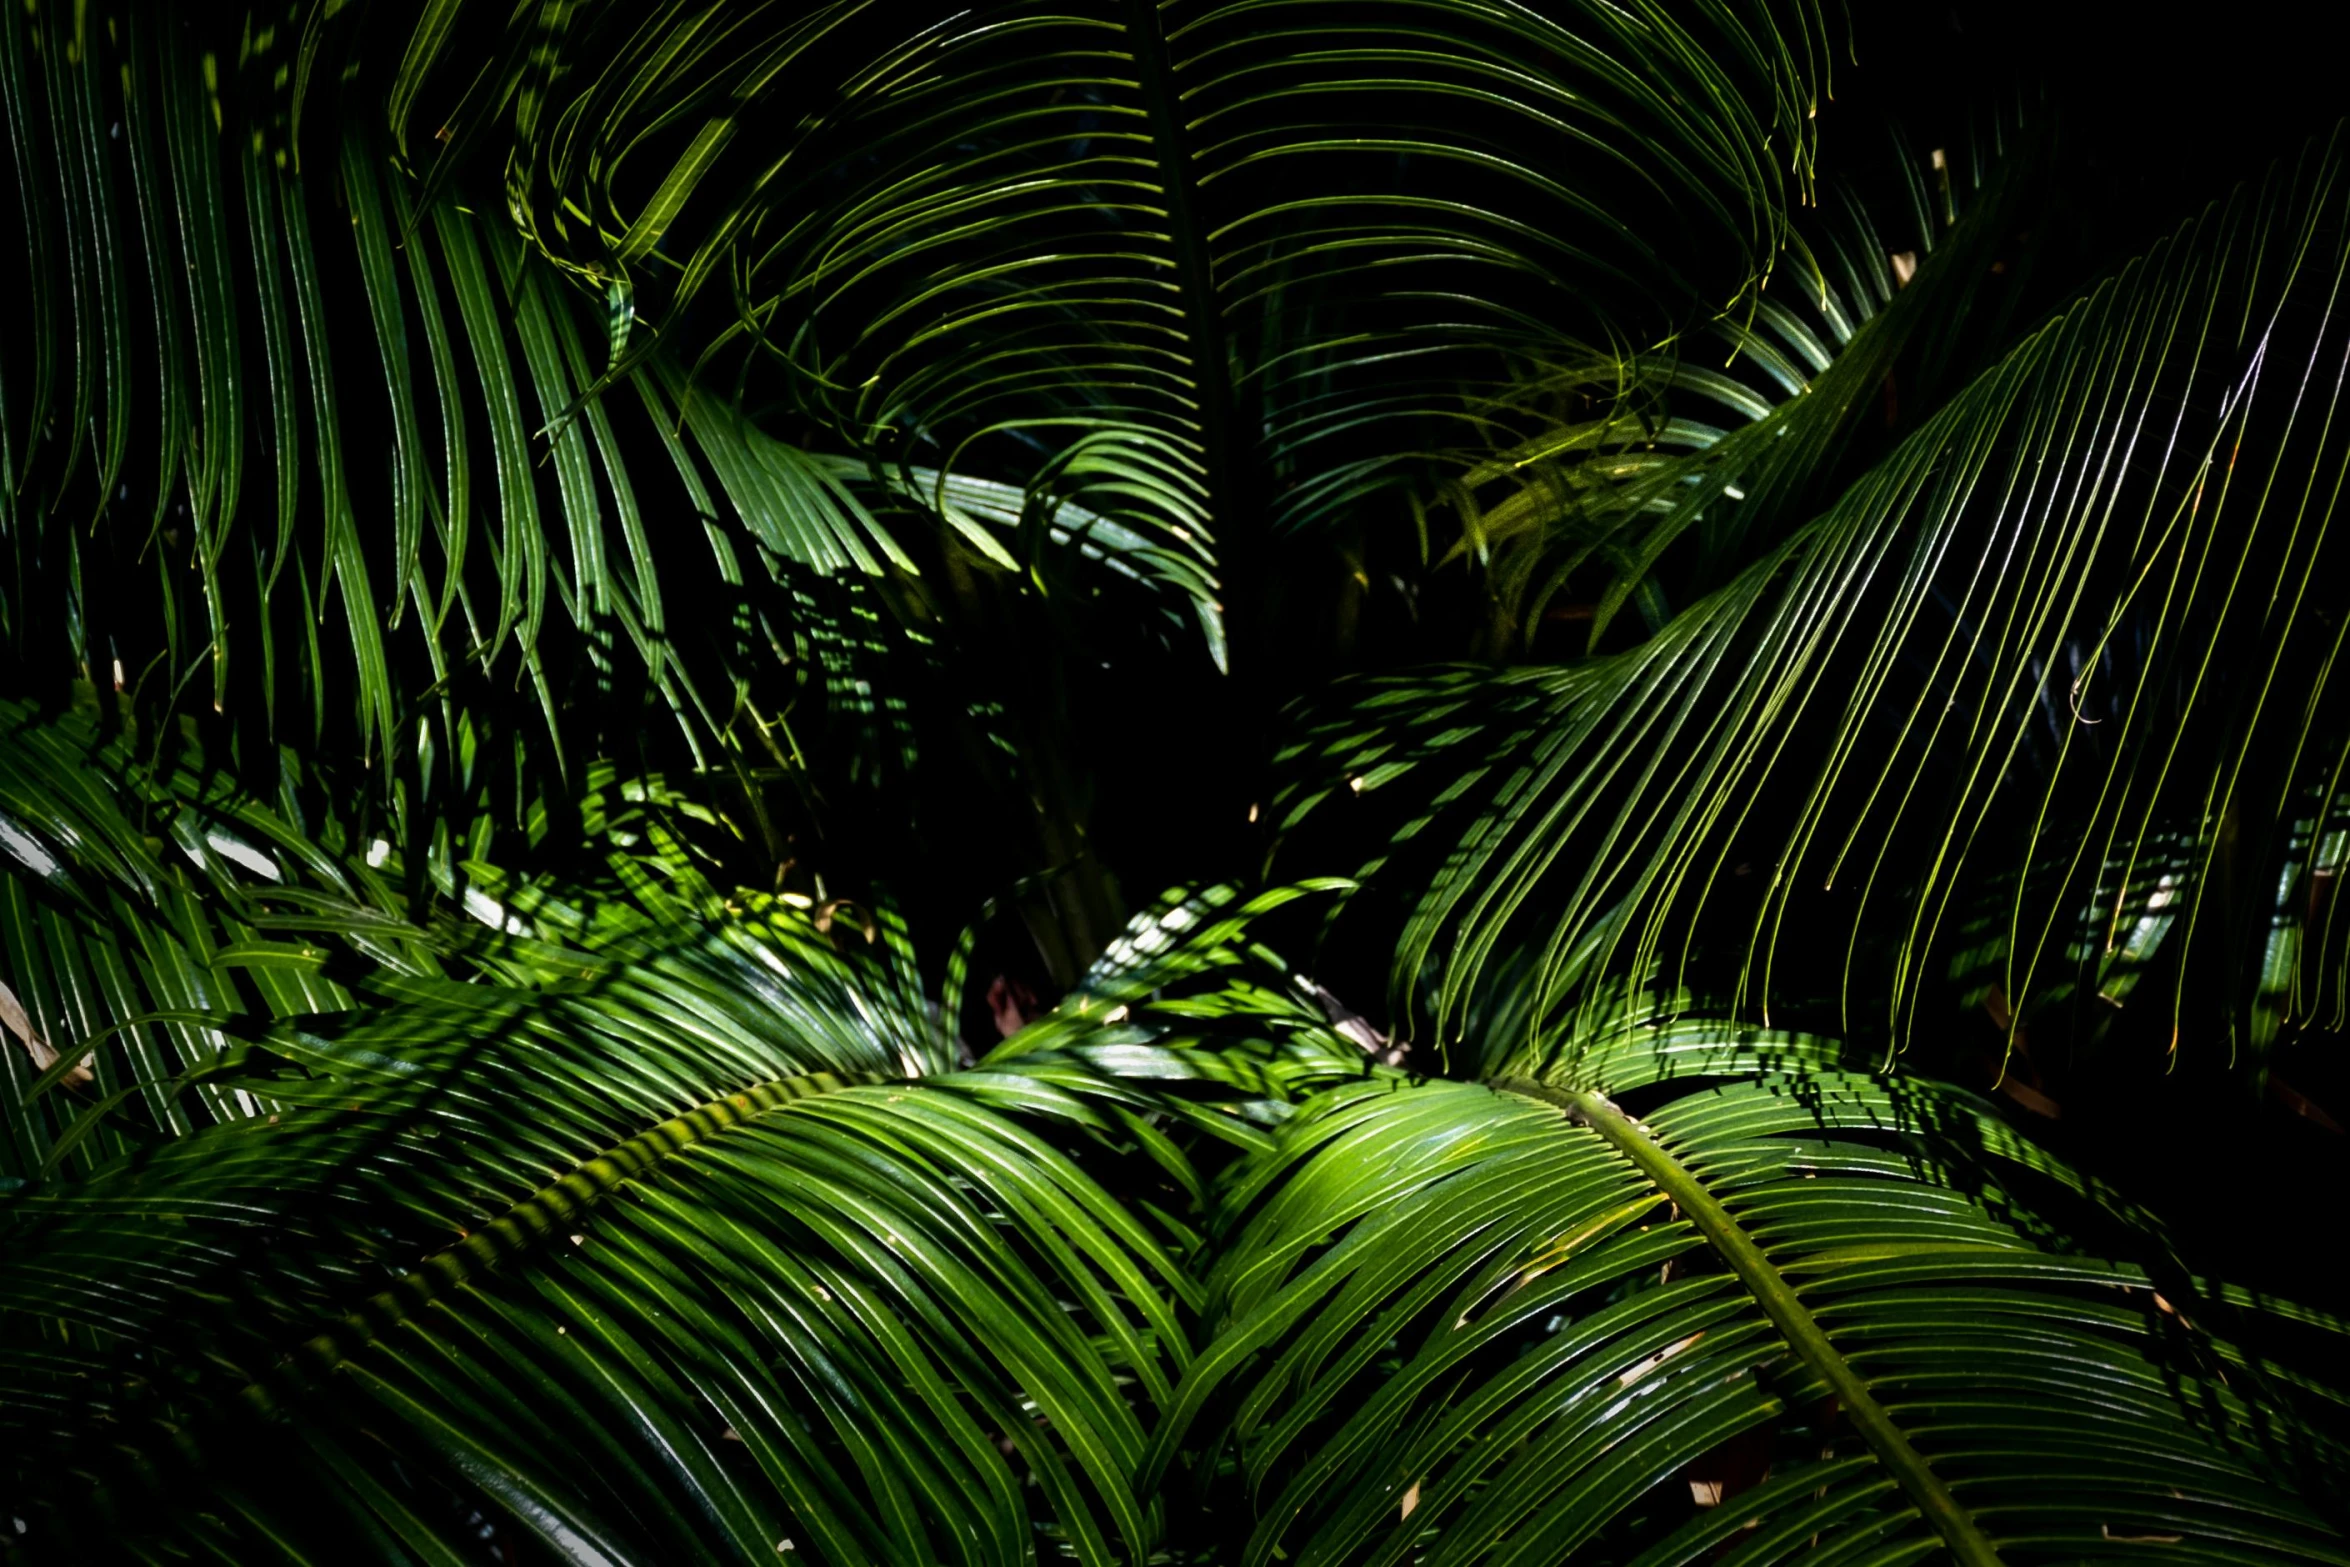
[1121, 0, 1242, 610]
[1496, 1077, 2006, 1567]
[244, 1070, 882, 1414]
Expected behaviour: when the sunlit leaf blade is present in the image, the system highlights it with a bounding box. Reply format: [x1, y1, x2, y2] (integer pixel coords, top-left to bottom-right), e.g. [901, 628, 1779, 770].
[0, 704, 1210, 1564]
[1161, 1009, 2350, 1565]
[1442, 115, 2040, 651]
[389, 1, 1828, 651]
[0, 12, 1007, 862]
[1291, 131, 2350, 1057]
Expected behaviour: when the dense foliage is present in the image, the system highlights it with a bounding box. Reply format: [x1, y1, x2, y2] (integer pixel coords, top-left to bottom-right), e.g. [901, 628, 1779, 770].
[3, 2, 2348, 1562]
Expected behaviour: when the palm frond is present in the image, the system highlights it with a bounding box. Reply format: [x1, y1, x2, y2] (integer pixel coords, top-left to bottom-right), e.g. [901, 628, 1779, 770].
[0, 8, 1056, 859]
[0, 703, 1393, 1561]
[386, 0, 1831, 647]
[1287, 130, 2350, 1062]
[0, 704, 1217, 1561]
[8, 8, 2350, 1563]
[1446, 112, 2042, 650]
[1154, 1007, 2350, 1564]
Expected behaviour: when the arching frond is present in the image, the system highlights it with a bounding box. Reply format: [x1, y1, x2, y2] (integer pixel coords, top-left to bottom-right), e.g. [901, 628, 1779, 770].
[0, 702, 1389, 1562]
[0, 702, 1190, 1561]
[1155, 1009, 2350, 1564]
[388, 0, 1830, 616]
[1289, 131, 2350, 1061]
[1448, 113, 2043, 650]
[0, 7, 1209, 875]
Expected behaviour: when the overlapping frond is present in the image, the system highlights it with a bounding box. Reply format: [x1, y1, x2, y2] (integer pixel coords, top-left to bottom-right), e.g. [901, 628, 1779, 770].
[1155, 1008, 2350, 1564]
[0, 714, 1159, 1563]
[7, 6, 2349, 1564]
[1288, 130, 2350, 1059]
[0, 703, 1376, 1563]
[0, 6, 1052, 853]
[0, 689, 934, 1171]
[1443, 114, 2041, 649]
[388, 0, 1831, 657]
[9, 1053, 1199, 1561]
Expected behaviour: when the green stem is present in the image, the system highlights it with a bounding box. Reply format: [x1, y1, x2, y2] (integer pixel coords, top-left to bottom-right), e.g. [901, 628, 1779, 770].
[1122, 0, 1233, 531]
[1499, 1078, 2007, 1567]
[244, 1070, 877, 1413]
[1122, 0, 1263, 685]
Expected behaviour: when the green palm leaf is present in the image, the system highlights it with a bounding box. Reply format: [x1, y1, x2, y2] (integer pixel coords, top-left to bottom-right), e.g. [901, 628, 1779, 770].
[0, 703, 1386, 1562]
[0, 702, 1183, 1560]
[8, 6, 2350, 1563]
[386, 0, 1829, 646]
[1287, 129, 2350, 1061]
[1443, 114, 2041, 651]
[0, 8, 1119, 859]
[1157, 1007, 2350, 1564]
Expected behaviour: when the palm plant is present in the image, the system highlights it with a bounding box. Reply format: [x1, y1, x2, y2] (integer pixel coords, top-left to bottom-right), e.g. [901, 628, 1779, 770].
[5, 1, 2349, 1562]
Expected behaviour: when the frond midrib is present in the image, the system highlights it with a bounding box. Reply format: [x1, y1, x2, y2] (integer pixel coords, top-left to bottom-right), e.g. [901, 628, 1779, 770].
[246, 1068, 886, 1415]
[1494, 1074, 2006, 1567]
